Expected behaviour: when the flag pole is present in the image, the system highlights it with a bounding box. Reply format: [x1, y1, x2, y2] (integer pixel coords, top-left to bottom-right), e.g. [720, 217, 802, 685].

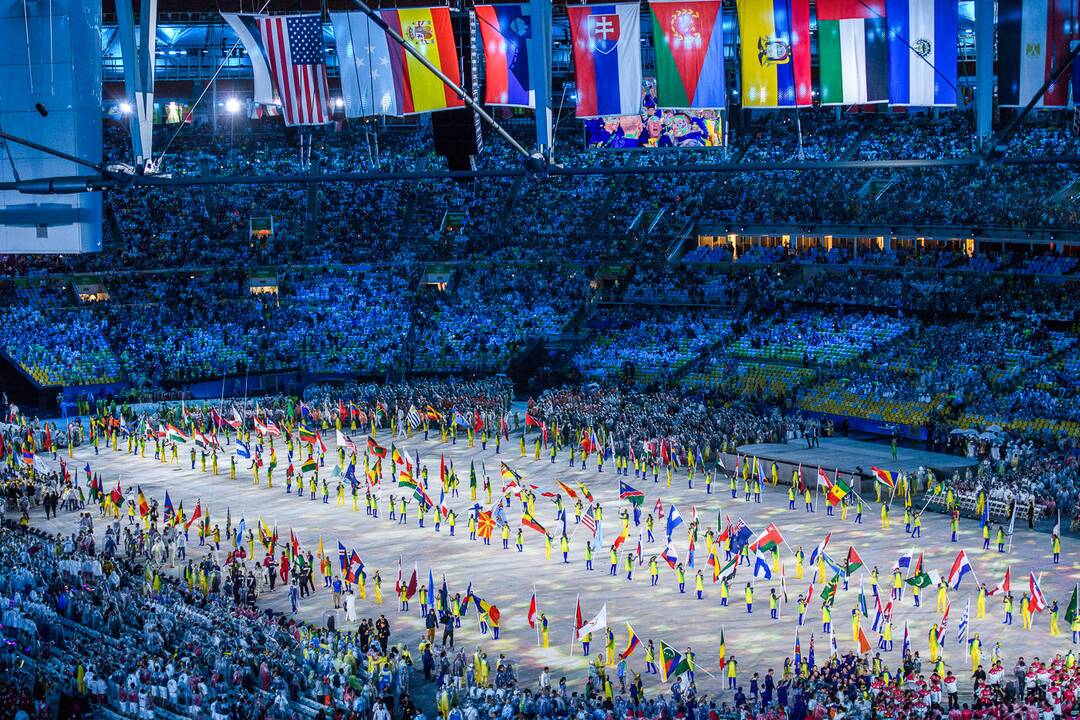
[569, 594, 578, 656]
[534, 583, 540, 646]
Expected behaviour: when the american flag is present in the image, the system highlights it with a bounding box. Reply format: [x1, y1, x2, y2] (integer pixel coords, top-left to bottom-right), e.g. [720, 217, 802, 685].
[580, 505, 597, 535]
[257, 14, 331, 126]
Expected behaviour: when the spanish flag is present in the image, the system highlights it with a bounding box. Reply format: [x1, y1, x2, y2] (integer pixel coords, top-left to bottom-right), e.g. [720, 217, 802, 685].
[382, 7, 465, 114]
[736, 0, 812, 107]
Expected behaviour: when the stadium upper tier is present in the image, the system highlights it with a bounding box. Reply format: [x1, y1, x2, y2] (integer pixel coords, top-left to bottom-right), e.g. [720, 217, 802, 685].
[51, 117, 1080, 274]
[0, 118, 1077, 439]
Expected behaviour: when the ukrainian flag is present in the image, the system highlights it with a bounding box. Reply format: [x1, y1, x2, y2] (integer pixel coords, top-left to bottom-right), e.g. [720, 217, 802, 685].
[737, 0, 812, 107]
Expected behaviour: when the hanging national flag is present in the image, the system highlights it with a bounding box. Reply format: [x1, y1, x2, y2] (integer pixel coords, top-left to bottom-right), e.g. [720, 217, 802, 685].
[475, 4, 536, 107]
[885, 0, 954, 104]
[136, 487, 149, 517]
[997, 0, 1078, 107]
[253, 14, 331, 126]
[567, 3, 642, 117]
[817, 0, 889, 105]
[647, 0, 725, 108]
[946, 549, 974, 589]
[163, 491, 175, 522]
[619, 481, 645, 505]
[736, 0, 812, 107]
[793, 629, 802, 667]
[897, 546, 914, 571]
[221, 14, 276, 105]
[331, 11, 400, 117]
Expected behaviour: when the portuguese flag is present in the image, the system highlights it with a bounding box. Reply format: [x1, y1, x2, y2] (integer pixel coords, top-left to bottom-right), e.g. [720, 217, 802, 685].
[649, 0, 726, 108]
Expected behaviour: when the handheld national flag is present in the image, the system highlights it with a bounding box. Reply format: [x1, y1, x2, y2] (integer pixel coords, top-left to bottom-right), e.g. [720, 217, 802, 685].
[946, 549, 974, 589]
[665, 504, 684, 538]
[619, 481, 645, 506]
[870, 466, 895, 488]
[620, 622, 641, 659]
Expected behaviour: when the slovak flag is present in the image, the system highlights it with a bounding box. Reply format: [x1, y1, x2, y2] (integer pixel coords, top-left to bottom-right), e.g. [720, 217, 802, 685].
[946, 549, 973, 589]
[567, 4, 642, 117]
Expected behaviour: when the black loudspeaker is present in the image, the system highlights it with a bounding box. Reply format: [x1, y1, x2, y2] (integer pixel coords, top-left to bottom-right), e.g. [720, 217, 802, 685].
[431, 10, 481, 172]
[432, 110, 479, 171]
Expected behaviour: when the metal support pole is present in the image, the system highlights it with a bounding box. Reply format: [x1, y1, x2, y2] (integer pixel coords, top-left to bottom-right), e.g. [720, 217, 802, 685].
[346, 0, 534, 164]
[973, 0, 993, 145]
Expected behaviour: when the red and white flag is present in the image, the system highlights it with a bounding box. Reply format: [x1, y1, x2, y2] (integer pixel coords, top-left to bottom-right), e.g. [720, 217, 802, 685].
[527, 593, 538, 629]
[987, 567, 1011, 596]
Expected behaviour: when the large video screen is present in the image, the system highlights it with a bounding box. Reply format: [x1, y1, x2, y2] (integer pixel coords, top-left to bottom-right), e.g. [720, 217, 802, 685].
[583, 80, 725, 149]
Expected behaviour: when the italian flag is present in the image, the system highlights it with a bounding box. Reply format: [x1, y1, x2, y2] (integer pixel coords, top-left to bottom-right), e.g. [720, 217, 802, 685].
[817, 0, 889, 105]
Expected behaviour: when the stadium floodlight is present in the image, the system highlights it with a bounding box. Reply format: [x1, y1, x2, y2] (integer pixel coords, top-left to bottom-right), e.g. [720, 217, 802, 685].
[224, 98, 241, 114]
[334, 97, 344, 109]
[118, 102, 132, 114]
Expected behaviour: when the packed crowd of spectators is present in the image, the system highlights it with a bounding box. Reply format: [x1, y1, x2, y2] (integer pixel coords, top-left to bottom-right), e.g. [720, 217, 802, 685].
[0, 516, 423, 720]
